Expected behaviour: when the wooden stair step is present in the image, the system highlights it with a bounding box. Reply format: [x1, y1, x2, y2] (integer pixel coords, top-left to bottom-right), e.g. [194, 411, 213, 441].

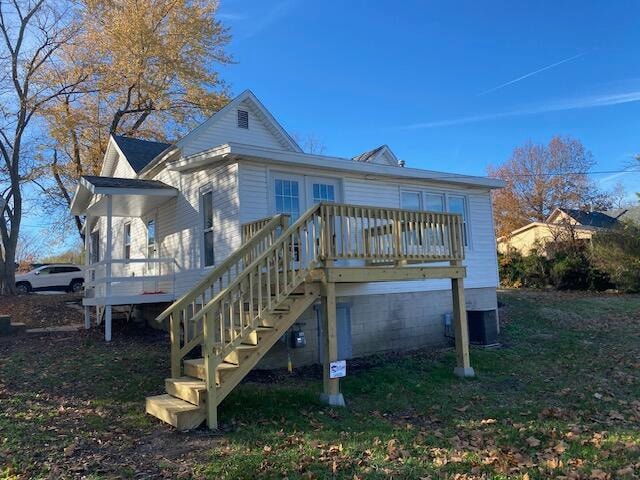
[145, 394, 205, 430]
[183, 358, 238, 382]
[165, 377, 206, 406]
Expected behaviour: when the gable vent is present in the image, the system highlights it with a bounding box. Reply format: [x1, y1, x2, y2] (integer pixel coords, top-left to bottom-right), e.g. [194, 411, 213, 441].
[237, 109, 249, 129]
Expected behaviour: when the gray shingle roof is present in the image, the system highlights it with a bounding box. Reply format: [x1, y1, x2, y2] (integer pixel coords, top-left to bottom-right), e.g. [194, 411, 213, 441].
[560, 208, 619, 228]
[82, 175, 176, 191]
[352, 145, 386, 163]
[113, 135, 172, 173]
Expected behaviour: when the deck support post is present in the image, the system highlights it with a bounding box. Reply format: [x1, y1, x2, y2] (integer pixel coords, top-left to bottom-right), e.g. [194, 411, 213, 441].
[84, 307, 90, 330]
[451, 261, 474, 378]
[105, 194, 113, 342]
[320, 279, 345, 406]
[203, 311, 218, 430]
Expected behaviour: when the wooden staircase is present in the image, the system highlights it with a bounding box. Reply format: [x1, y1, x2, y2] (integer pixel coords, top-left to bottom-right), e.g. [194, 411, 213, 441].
[146, 203, 469, 430]
[146, 282, 320, 430]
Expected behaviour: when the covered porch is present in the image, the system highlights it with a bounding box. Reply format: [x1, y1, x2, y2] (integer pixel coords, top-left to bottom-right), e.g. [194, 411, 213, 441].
[70, 175, 179, 340]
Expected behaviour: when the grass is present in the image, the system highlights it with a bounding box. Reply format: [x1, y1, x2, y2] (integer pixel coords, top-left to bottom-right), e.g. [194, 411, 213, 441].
[1, 290, 640, 478]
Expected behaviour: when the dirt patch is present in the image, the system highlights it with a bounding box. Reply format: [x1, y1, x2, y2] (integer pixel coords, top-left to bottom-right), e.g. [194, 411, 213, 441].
[0, 293, 83, 328]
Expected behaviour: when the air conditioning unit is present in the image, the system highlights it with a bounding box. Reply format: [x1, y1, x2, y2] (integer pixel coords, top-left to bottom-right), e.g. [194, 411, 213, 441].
[467, 309, 499, 346]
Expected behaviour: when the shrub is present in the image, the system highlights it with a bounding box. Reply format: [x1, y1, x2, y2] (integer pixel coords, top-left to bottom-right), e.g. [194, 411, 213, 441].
[549, 250, 591, 290]
[591, 223, 640, 293]
[498, 250, 550, 288]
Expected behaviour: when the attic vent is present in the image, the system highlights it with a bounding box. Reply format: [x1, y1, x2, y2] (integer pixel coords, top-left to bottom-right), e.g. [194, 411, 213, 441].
[237, 109, 249, 129]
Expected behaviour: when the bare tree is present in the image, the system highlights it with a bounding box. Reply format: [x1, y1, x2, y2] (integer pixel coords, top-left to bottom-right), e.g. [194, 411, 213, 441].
[0, 0, 82, 294]
[293, 132, 327, 155]
[488, 136, 610, 238]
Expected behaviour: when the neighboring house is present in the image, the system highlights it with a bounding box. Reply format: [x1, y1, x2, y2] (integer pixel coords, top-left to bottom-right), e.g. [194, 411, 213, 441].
[70, 90, 504, 430]
[497, 206, 640, 255]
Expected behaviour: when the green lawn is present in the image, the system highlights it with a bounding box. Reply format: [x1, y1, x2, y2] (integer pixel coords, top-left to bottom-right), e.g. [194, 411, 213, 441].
[1, 291, 640, 479]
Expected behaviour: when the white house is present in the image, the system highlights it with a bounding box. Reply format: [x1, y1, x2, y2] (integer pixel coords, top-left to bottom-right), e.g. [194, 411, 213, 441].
[70, 90, 504, 430]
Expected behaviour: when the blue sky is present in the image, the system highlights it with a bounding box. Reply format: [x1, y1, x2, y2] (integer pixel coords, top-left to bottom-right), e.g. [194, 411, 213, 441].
[23, 0, 640, 254]
[218, 0, 640, 196]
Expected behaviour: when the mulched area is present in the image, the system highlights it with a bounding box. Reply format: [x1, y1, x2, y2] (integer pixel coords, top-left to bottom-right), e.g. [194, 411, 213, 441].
[0, 293, 83, 328]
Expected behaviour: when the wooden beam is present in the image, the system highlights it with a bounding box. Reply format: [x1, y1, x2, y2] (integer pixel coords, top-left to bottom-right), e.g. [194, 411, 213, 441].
[451, 269, 475, 378]
[320, 281, 345, 406]
[324, 266, 465, 283]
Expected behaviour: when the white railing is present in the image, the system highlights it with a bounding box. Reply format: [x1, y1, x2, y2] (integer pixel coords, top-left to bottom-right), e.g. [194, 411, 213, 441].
[85, 258, 176, 300]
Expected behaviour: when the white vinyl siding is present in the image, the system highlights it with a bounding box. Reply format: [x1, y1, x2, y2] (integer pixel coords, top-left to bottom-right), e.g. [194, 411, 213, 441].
[180, 101, 285, 156]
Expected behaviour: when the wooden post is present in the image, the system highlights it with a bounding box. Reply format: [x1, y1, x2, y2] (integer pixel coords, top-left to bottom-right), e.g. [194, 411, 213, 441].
[203, 311, 218, 429]
[320, 281, 345, 406]
[451, 261, 474, 378]
[105, 195, 113, 342]
[84, 215, 91, 330]
[170, 313, 181, 378]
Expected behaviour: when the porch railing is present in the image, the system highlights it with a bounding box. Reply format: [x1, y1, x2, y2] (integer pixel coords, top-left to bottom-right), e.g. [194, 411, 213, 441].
[85, 257, 176, 300]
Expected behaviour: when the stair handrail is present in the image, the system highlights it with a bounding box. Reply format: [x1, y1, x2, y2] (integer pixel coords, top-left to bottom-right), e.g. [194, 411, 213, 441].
[156, 213, 288, 325]
[190, 202, 325, 338]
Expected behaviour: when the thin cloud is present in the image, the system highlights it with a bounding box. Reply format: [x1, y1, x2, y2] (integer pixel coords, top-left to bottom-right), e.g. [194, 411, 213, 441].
[478, 52, 587, 96]
[239, 0, 295, 39]
[400, 89, 640, 129]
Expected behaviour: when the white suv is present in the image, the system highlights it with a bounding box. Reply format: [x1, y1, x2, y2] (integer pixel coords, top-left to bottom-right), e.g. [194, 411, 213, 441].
[15, 264, 85, 294]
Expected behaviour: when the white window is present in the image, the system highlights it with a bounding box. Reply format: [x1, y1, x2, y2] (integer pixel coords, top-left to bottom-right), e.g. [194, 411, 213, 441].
[448, 195, 468, 246]
[401, 191, 421, 211]
[274, 178, 301, 220]
[400, 191, 470, 248]
[90, 232, 100, 264]
[123, 222, 131, 259]
[424, 193, 445, 212]
[312, 182, 336, 203]
[201, 190, 214, 267]
[147, 219, 156, 259]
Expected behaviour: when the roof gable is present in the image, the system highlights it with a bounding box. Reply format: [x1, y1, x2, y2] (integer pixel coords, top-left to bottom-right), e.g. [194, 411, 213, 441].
[352, 145, 399, 166]
[176, 90, 302, 156]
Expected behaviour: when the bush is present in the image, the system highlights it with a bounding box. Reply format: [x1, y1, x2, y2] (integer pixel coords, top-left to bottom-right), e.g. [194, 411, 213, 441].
[549, 250, 591, 290]
[498, 250, 550, 288]
[499, 243, 612, 291]
[591, 223, 640, 293]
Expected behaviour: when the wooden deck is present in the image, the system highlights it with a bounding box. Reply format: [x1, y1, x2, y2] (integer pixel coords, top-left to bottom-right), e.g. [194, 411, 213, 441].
[147, 202, 474, 430]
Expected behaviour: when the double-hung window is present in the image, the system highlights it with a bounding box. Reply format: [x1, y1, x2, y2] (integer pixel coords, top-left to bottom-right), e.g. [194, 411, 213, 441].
[123, 222, 131, 259]
[201, 190, 214, 267]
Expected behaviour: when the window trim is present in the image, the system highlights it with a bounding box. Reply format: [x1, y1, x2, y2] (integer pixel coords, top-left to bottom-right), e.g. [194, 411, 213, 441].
[201, 187, 215, 268]
[123, 221, 131, 260]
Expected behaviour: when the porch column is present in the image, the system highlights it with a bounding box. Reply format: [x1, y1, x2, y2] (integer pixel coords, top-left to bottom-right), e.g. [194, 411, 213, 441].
[105, 195, 113, 342]
[84, 215, 91, 329]
[451, 261, 474, 378]
[320, 280, 345, 406]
